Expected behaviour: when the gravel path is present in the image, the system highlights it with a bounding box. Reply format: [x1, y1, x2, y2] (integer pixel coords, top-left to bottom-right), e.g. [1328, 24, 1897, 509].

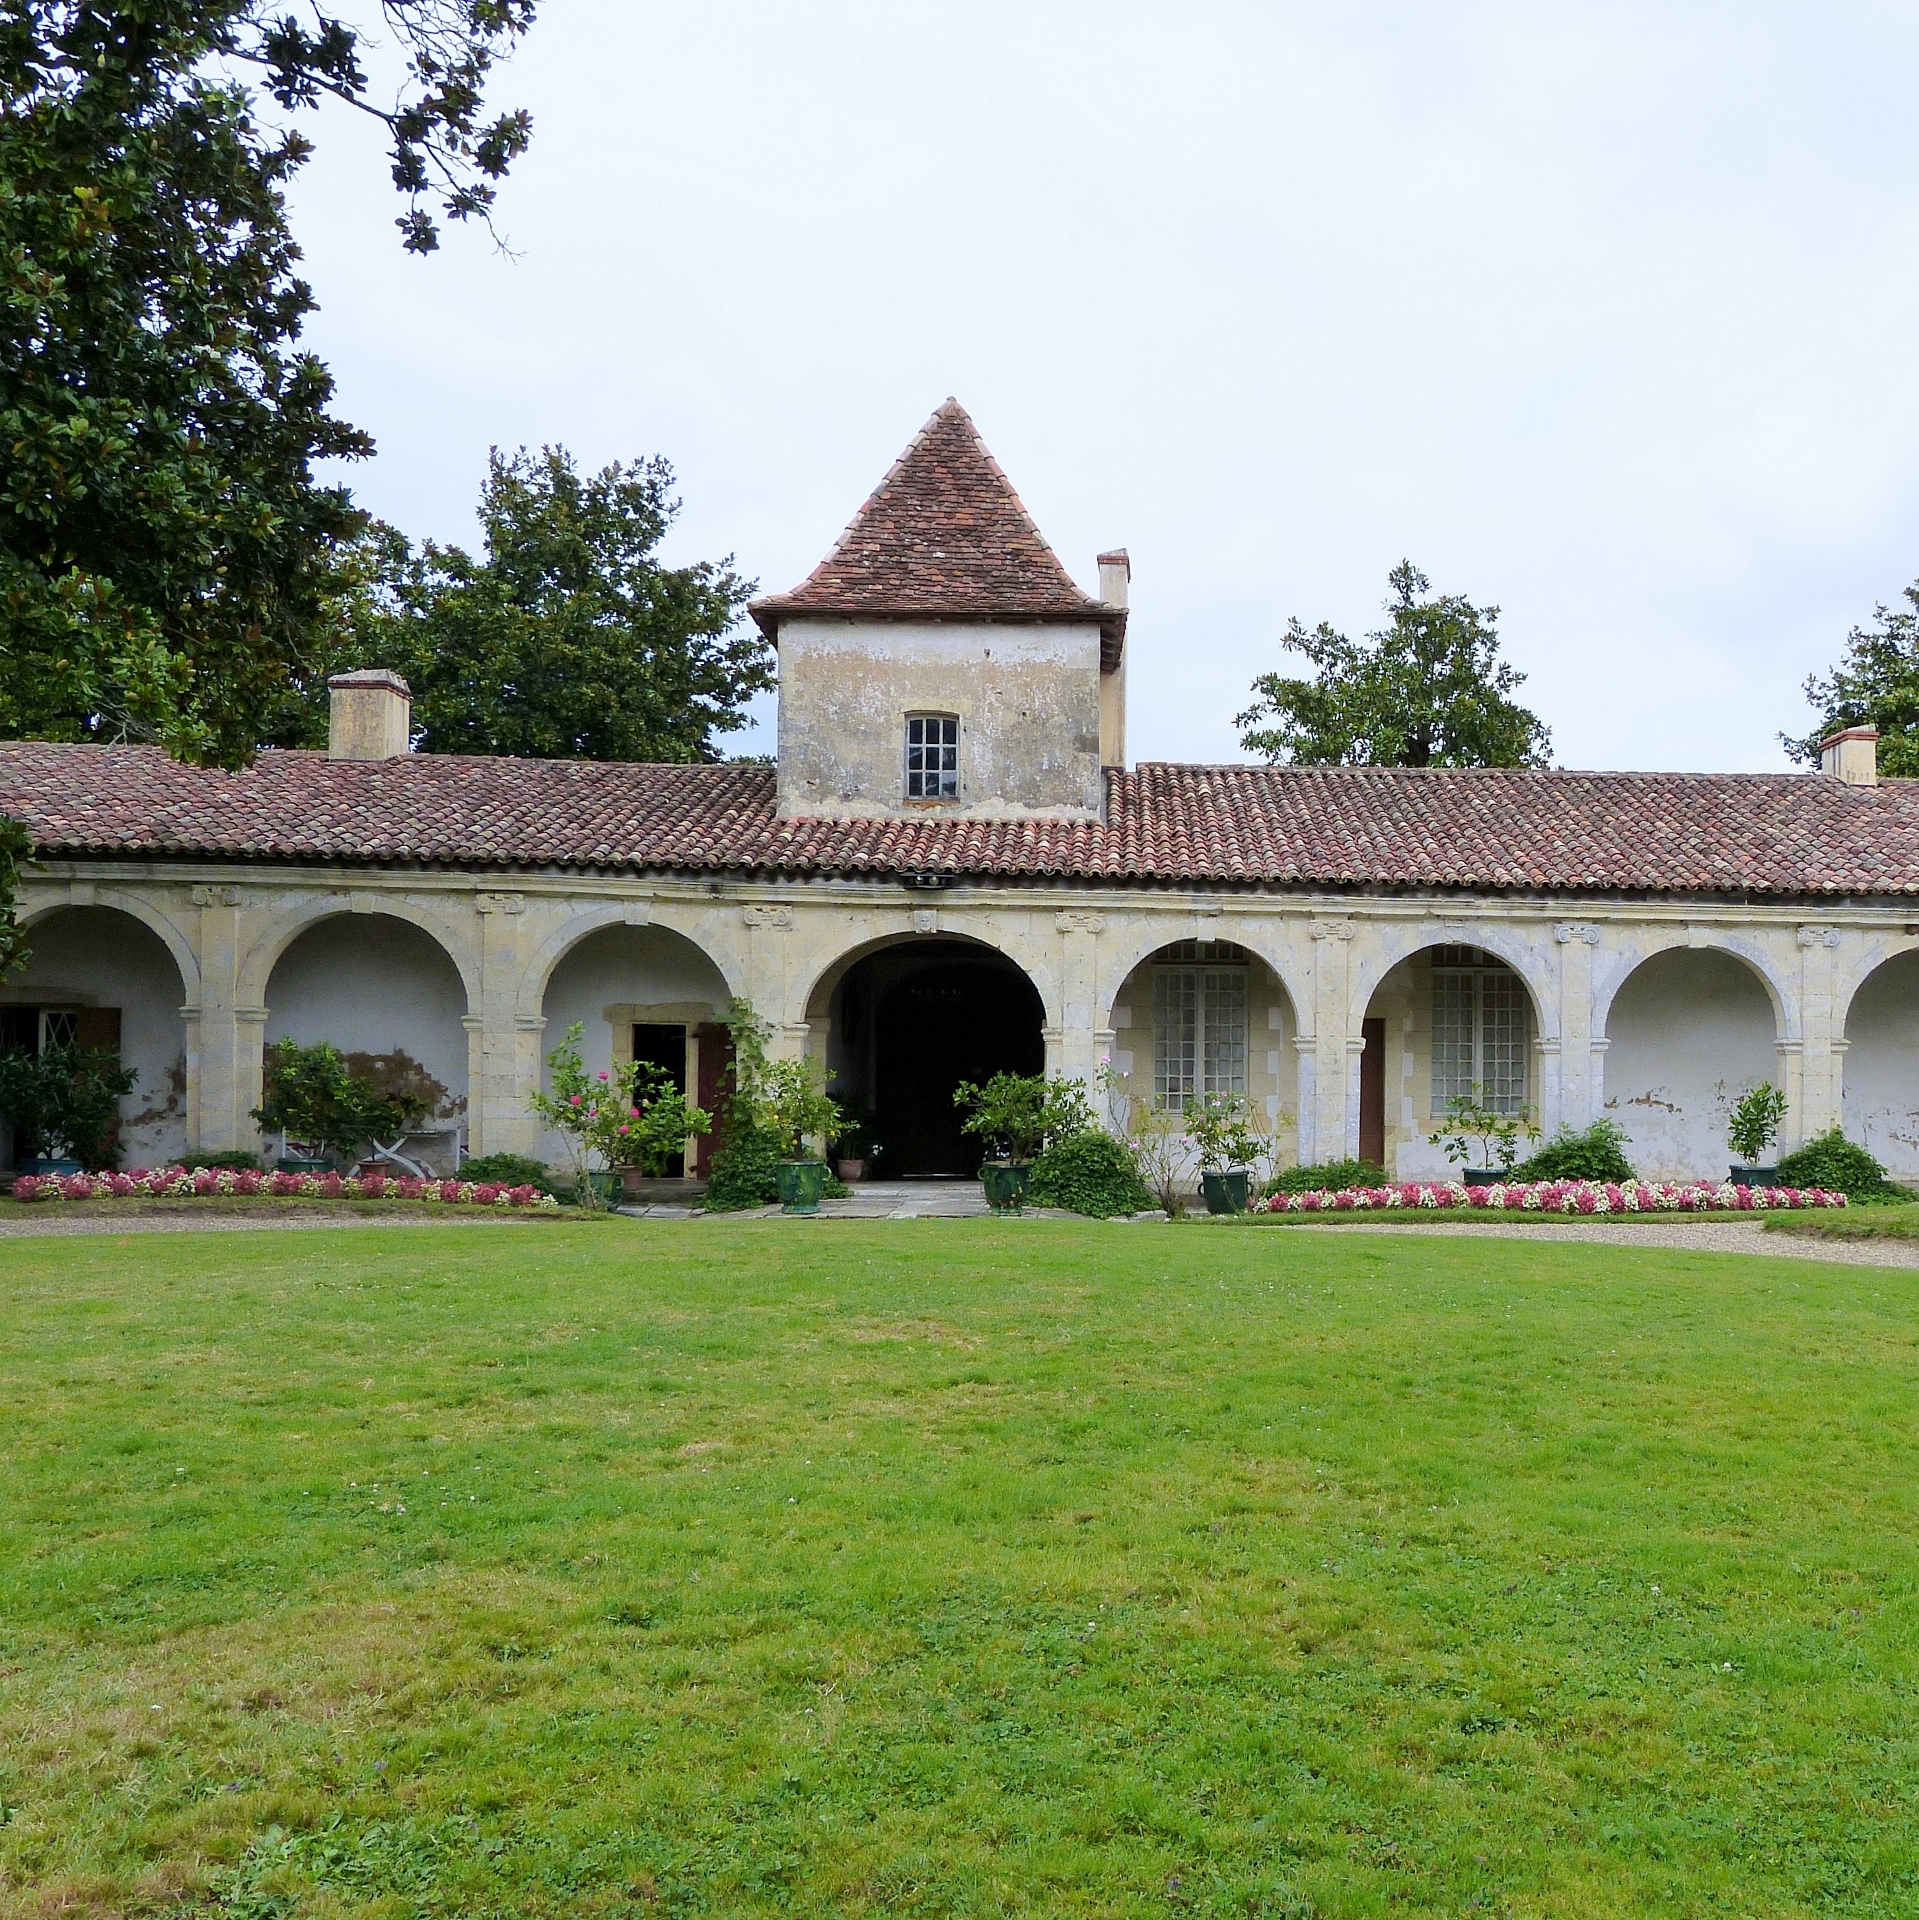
[1277, 1216, 1919, 1268]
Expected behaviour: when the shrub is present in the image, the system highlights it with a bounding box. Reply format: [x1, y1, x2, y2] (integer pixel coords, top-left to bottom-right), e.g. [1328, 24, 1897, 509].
[0, 1042, 139, 1169]
[1027, 1130, 1153, 1217]
[1727, 1083, 1789, 1162]
[1264, 1158, 1388, 1196]
[705, 1000, 782, 1211]
[460, 1152, 561, 1197]
[954, 1072, 1092, 1163]
[1515, 1119, 1635, 1184]
[254, 1039, 428, 1161]
[1773, 1128, 1903, 1204]
[193, 1149, 262, 1172]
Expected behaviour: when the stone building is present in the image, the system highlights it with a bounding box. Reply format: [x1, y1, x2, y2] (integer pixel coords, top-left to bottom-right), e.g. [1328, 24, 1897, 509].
[2, 399, 1917, 1182]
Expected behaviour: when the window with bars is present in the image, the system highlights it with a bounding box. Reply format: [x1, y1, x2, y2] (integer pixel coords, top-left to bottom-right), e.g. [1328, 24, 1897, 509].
[905, 714, 959, 800]
[1152, 947, 1249, 1109]
[1431, 947, 1529, 1113]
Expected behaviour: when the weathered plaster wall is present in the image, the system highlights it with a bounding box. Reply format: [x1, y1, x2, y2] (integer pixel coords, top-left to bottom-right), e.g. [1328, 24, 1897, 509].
[775, 618, 1105, 820]
[264, 914, 470, 1127]
[2, 906, 189, 1164]
[1603, 949, 1777, 1179]
[1844, 949, 1919, 1176]
[536, 924, 731, 1168]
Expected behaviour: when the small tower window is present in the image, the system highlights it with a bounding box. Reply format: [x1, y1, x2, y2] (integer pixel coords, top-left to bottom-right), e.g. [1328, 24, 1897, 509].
[905, 714, 959, 800]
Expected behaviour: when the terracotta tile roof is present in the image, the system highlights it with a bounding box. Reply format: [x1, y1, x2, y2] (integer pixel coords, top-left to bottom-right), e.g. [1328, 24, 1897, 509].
[2, 742, 1917, 898]
[749, 398, 1125, 667]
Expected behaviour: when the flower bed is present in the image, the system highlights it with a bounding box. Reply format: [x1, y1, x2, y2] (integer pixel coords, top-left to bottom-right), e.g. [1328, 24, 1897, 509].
[9, 1166, 560, 1208]
[1249, 1179, 1847, 1216]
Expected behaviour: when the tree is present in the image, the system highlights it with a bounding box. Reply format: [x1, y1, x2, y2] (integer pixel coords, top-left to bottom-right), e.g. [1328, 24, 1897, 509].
[285, 447, 770, 762]
[1785, 580, 1919, 776]
[1236, 561, 1551, 769]
[0, 3, 535, 771]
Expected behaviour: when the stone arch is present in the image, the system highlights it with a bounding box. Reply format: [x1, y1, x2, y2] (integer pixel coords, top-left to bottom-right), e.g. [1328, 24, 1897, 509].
[798, 927, 1062, 1034]
[1096, 923, 1312, 1042]
[1600, 944, 1785, 1180]
[241, 894, 478, 1011]
[518, 904, 746, 1028]
[1348, 923, 1559, 1039]
[1839, 945, 1919, 1180]
[21, 888, 200, 1007]
[1591, 931, 1794, 1044]
[5, 901, 196, 1165]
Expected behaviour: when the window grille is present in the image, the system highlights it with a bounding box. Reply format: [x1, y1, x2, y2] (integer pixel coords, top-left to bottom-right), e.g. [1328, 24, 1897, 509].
[1431, 951, 1528, 1113]
[1152, 954, 1249, 1109]
[39, 1009, 77, 1051]
[905, 715, 959, 799]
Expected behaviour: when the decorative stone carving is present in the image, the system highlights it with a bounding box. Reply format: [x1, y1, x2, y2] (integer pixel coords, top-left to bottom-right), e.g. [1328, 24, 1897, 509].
[190, 884, 243, 908]
[1310, 918, 1355, 941]
[743, 904, 793, 929]
[1796, 925, 1842, 948]
[1553, 922, 1601, 945]
[1055, 911, 1104, 934]
[911, 908, 938, 934]
[474, 891, 525, 915]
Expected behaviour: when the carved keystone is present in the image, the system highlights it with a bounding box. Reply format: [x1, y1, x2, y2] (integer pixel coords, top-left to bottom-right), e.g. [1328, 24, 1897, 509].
[190, 885, 243, 908]
[1796, 925, 1842, 948]
[1055, 911, 1104, 934]
[474, 892, 525, 916]
[1553, 922, 1601, 945]
[743, 904, 793, 930]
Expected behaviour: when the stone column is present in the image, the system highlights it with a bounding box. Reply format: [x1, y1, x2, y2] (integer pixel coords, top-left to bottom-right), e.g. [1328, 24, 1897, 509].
[1552, 922, 1602, 1131]
[470, 890, 543, 1157]
[1792, 925, 1844, 1147]
[185, 884, 265, 1154]
[1053, 911, 1109, 1095]
[1310, 918, 1358, 1161]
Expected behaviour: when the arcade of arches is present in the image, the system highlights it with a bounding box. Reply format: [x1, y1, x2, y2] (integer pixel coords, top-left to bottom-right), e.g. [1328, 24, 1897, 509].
[5, 874, 1919, 1186]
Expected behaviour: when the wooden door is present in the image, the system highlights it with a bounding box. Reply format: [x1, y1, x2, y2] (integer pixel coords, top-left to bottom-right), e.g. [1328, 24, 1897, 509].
[1359, 1017, 1386, 1169]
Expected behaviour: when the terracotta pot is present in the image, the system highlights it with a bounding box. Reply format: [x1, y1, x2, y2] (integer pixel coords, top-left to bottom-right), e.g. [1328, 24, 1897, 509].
[835, 1158, 866, 1183]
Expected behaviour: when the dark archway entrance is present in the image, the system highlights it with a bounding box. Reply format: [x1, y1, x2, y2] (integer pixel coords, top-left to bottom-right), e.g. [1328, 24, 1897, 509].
[827, 941, 1045, 1178]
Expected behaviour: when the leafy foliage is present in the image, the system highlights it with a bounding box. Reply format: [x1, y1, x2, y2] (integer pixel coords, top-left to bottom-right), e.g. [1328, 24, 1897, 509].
[1726, 1084, 1789, 1163]
[1263, 1158, 1389, 1196]
[457, 1150, 559, 1197]
[0, 1042, 137, 1167]
[1515, 1119, 1636, 1184]
[0, 820, 31, 976]
[1786, 580, 1919, 776]
[193, 1149, 264, 1171]
[253, 1038, 428, 1161]
[1025, 1130, 1152, 1217]
[1237, 561, 1551, 768]
[278, 449, 768, 762]
[703, 1000, 782, 1212]
[1773, 1128, 1904, 1204]
[1427, 1093, 1541, 1174]
[953, 1072, 1094, 1164]
[528, 1021, 710, 1205]
[752, 1058, 840, 1162]
[1183, 1093, 1262, 1173]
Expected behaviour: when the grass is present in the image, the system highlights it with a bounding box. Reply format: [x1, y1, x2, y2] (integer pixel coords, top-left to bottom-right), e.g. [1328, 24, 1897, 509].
[1, 1221, 1916, 1918]
[1765, 1203, 1919, 1242]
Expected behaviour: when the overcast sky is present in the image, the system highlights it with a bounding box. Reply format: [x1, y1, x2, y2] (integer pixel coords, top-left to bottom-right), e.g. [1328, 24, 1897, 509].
[288, 2, 1919, 773]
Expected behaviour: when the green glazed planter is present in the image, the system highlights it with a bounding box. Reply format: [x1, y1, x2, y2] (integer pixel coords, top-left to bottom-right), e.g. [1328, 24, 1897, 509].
[1729, 1165, 1779, 1187]
[775, 1159, 829, 1214]
[1200, 1169, 1250, 1215]
[980, 1161, 1031, 1213]
[276, 1156, 332, 1174]
[16, 1156, 84, 1177]
[581, 1170, 623, 1207]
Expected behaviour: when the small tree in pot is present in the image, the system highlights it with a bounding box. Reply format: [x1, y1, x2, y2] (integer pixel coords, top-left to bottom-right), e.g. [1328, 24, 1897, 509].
[1427, 1091, 1539, 1183]
[0, 1043, 138, 1173]
[1185, 1093, 1263, 1214]
[1727, 1083, 1788, 1185]
[755, 1058, 841, 1213]
[953, 1072, 1093, 1212]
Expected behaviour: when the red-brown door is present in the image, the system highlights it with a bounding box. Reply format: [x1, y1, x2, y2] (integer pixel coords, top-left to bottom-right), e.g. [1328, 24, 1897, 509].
[1359, 1017, 1386, 1169]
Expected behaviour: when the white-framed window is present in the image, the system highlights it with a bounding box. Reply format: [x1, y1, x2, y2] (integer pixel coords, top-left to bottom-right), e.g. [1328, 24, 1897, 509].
[1152, 941, 1248, 1109]
[1431, 946, 1528, 1114]
[905, 714, 959, 800]
[40, 1009, 77, 1050]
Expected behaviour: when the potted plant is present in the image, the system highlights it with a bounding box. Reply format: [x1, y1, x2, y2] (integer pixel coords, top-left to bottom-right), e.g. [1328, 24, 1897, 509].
[954, 1072, 1092, 1212]
[756, 1058, 841, 1213]
[832, 1108, 873, 1184]
[1727, 1082, 1788, 1186]
[530, 1023, 711, 1210]
[0, 1041, 137, 1175]
[254, 1039, 426, 1173]
[1427, 1092, 1539, 1185]
[1187, 1092, 1262, 1214]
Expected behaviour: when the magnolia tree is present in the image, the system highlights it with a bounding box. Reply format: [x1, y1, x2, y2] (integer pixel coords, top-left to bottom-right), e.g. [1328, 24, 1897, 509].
[529, 1022, 711, 1208]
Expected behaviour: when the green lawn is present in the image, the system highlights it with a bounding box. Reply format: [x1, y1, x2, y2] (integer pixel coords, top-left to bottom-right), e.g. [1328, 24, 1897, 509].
[1, 1221, 1915, 1918]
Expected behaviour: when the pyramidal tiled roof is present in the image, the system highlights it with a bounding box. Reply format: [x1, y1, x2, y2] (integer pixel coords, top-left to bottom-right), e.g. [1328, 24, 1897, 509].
[749, 399, 1122, 654]
[3, 742, 1918, 898]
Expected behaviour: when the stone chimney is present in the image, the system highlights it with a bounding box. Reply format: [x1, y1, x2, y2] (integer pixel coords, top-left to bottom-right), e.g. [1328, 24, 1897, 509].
[327, 670, 412, 761]
[1820, 725, 1878, 788]
[1097, 549, 1129, 770]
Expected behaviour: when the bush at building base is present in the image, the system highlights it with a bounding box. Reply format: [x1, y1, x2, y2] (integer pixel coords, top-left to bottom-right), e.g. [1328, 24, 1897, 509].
[458, 1152, 564, 1198]
[1514, 1119, 1636, 1184]
[1771, 1129, 1904, 1204]
[1026, 1131, 1153, 1217]
[1263, 1159, 1389, 1196]
[1249, 1179, 1845, 1215]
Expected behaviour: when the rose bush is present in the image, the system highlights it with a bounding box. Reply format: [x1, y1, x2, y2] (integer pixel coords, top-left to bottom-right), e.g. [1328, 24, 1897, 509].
[1248, 1179, 1846, 1215]
[11, 1166, 559, 1208]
